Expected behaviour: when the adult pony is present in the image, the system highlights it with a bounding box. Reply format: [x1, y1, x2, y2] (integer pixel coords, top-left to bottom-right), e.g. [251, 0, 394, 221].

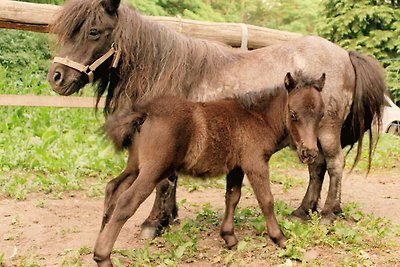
[47, 0, 386, 238]
[94, 72, 325, 265]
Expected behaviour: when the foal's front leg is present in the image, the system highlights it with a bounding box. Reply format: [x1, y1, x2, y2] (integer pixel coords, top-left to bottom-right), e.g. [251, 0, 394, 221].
[244, 166, 286, 248]
[220, 167, 244, 249]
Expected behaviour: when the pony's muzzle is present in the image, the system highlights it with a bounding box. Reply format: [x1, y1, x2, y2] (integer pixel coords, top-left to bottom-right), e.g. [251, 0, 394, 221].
[52, 70, 64, 86]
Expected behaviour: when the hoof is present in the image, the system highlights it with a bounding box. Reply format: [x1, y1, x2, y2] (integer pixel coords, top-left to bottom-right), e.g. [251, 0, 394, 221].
[291, 208, 310, 222]
[276, 237, 287, 248]
[139, 225, 160, 239]
[93, 255, 113, 267]
[271, 234, 287, 248]
[222, 234, 238, 249]
[320, 211, 337, 225]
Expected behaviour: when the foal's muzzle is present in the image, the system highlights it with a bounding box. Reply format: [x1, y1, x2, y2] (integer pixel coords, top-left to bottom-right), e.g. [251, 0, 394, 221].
[298, 146, 318, 164]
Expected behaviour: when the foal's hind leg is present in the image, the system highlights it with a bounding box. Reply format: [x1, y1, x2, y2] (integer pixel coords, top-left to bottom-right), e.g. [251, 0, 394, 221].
[292, 152, 326, 221]
[244, 165, 286, 247]
[93, 165, 167, 266]
[140, 174, 178, 239]
[101, 170, 138, 230]
[220, 168, 244, 249]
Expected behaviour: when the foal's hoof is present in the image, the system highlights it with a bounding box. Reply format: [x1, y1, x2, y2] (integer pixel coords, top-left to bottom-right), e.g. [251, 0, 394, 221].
[271, 235, 287, 248]
[222, 235, 238, 249]
[93, 255, 113, 267]
[277, 237, 287, 248]
[139, 225, 160, 239]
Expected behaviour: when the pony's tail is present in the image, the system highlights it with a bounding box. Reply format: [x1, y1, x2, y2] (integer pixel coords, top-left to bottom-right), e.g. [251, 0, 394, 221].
[104, 110, 147, 150]
[341, 51, 386, 171]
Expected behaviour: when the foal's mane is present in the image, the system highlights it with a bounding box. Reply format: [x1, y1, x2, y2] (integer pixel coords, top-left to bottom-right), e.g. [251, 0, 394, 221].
[52, 0, 241, 114]
[236, 71, 319, 109]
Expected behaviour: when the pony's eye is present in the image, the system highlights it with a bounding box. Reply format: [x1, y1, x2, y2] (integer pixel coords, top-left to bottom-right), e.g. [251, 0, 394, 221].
[89, 29, 100, 39]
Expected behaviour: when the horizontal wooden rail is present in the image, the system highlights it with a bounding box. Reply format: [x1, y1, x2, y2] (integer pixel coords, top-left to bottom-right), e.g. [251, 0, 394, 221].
[0, 0, 301, 49]
[0, 95, 104, 108]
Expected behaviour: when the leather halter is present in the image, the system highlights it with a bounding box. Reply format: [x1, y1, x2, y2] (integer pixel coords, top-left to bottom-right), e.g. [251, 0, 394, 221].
[52, 43, 121, 83]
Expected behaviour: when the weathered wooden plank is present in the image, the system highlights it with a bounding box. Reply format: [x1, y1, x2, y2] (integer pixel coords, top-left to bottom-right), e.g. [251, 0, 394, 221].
[0, 94, 105, 108]
[0, 0, 301, 49]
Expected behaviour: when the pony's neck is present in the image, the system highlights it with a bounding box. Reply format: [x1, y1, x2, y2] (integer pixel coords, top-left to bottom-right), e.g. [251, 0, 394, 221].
[109, 6, 237, 110]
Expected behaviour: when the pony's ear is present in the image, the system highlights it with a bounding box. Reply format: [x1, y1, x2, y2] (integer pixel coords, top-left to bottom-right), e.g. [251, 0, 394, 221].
[314, 73, 326, 92]
[100, 0, 120, 14]
[284, 72, 296, 92]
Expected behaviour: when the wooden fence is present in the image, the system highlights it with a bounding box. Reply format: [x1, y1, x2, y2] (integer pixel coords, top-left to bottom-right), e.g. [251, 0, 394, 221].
[0, 0, 301, 108]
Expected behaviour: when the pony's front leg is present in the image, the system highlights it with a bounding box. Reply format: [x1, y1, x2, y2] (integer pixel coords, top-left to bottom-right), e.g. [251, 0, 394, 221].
[101, 171, 138, 230]
[244, 165, 286, 248]
[140, 174, 178, 239]
[93, 168, 162, 266]
[319, 131, 344, 223]
[292, 153, 326, 221]
[220, 168, 244, 249]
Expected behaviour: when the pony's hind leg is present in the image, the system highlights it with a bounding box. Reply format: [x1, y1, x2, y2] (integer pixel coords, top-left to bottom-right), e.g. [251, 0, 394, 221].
[244, 166, 286, 248]
[220, 167, 244, 249]
[93, 165, 167, 266]
[292, 152, 326, 221]
[139, 174, 178, 239]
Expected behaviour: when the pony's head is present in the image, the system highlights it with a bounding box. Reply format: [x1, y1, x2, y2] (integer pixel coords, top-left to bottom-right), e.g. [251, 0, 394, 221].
[48, 0, 121, 95]
[285, 72, 325, 164]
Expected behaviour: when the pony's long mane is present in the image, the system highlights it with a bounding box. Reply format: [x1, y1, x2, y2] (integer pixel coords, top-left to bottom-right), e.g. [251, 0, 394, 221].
[52, 0, 241, 114]
[236, 71, 319, 109]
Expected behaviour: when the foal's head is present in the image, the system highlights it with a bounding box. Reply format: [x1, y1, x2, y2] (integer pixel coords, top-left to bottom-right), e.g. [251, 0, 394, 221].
[48, 0, 121, 95]
[285, 72, 325, 164]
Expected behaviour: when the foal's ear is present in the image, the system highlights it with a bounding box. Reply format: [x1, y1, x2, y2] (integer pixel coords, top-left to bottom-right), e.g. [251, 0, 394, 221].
[100, 0, 120, 15]
[314, 73, 326, 92]
[284, 72, 297, 92]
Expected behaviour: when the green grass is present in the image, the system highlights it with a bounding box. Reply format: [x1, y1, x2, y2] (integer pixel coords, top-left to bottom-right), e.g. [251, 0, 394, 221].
[344, 133, 400, 172]
[0, 106, 126, 199]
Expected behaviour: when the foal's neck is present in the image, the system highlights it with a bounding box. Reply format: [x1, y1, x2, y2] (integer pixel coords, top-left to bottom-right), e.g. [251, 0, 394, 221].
[259, 90, 288, 143]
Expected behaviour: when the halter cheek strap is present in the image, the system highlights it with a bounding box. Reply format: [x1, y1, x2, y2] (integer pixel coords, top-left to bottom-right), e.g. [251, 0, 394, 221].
[52, 43, 121, 83]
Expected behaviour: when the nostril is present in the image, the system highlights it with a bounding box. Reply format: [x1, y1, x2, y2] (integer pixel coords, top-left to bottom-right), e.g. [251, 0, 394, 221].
[301, 149, 308, 158]
[53, 71, 63, 84]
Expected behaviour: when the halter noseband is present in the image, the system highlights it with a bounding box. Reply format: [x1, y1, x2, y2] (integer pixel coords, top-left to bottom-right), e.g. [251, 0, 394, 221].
[52, 43, 121, 83]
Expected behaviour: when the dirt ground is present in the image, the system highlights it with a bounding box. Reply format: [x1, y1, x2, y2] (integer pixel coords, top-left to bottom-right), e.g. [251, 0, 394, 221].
[0, 170, 399, 266]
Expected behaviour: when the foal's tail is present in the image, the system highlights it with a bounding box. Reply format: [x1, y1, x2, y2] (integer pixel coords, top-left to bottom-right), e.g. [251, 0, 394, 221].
[104, 110, 147, 150]
[341, 51, 386, 171]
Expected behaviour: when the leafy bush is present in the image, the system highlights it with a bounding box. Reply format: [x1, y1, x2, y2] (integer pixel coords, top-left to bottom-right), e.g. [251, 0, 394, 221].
[318, 0, 400, 104]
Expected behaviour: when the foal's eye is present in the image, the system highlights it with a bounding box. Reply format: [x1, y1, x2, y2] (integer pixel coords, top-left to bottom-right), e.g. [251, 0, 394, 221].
[290, 111, 298, 121]
[88, 29, 100, 39]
